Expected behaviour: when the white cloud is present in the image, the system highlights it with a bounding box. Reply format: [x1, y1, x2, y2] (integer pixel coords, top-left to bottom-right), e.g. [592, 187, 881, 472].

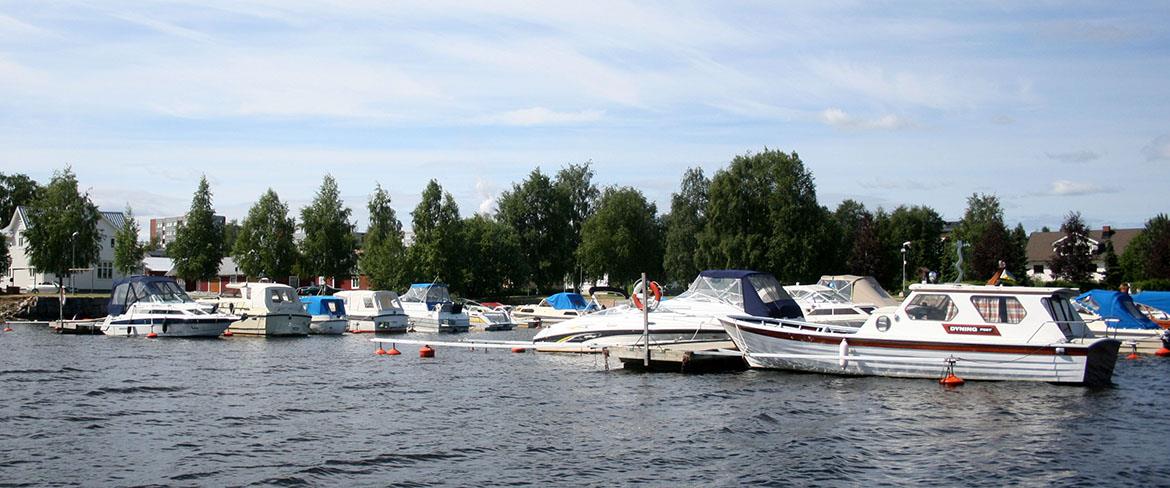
[807, 59, 1002, 110]
[1045, 150, 1100, 163]
[1143, 134, 1170, 161]
[481, 107, 604, 126]
[475, 178, 498, 216]
[1049, 180, 1113, 196]
[819, 108, 913, 130]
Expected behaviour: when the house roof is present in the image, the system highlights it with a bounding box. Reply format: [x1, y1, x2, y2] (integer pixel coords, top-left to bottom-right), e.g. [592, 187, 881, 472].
[11, 206, 127, 230]
[143, 256, 173, 273]
[1026, 228, 1142, 264]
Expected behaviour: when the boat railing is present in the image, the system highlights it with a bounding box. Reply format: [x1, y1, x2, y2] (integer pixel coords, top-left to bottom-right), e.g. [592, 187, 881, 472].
[725, 314, 858, 334]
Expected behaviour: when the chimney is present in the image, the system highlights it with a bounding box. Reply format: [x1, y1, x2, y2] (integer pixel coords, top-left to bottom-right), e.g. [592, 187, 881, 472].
[1102, 225, 1114, 239]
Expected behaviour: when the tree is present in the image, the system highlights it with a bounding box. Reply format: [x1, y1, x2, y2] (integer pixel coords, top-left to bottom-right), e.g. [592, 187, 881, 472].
[497, 169, 572, 291]
[1049, 211, 1096, 283]
[233, 189, 298, 279]
[1121, 214, 1170, 281]
[663, 167, 709, 286]
[1007, 223, 1030, 283]
[1101, 240, 1122, 288]
[880, 205, 947, 288]
[113, 205, 146, 276]
[832, 199, 870, 272]
[699, 149, 836, 283]
[23, 167, 101, 289]
[847, 211, 882, 277]
[298, 174, 357, 282]
[461, 215, 527, 297]
[953, 193, 1010, 281]
[0, 234, 10, 277]
[578, 187, 663, 287]
[555, 162, 600, 287]
[0, 172, 42, 223]
[222, 219, 241, 254]
[360, 184, 408, 291]
[408, 180, 463, 289]
[169, 176, 224, 284]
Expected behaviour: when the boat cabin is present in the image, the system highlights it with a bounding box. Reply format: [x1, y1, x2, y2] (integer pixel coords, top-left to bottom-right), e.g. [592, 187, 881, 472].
[401, 283, 462, 313]
[300, 296, 346, 319]
[817, 274, 899, 308]
[108, 275, 194, 315]
[222, 282, 306, 315]
[335, 290, 403, 316]
[665, 269, 803, 319]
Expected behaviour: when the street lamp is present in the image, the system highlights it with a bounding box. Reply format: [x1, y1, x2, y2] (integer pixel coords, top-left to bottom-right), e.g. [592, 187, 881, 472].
[70, 231, 79, 292]
[900, 241, 911, 297]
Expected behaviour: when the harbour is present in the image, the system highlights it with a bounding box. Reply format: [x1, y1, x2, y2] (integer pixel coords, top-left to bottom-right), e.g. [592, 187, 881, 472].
[2, 324, 1169, 486]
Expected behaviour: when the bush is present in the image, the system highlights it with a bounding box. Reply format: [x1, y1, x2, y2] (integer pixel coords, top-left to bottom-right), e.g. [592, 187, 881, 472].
[1133, 279, 1170, 292]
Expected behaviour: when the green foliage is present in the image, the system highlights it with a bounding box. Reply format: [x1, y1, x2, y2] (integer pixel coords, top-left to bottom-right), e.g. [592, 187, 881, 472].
[461, 214, 527, 297]
[298, 174, 357, 280]
[555, 161, 599, 283]
[497, 169, 572, 292]
[233, 189, 298, 279]
[953, 193, 1010, 280]
[168, 176, 224, 282]
[0, 233, 10, 274]
[1050, 211, 1095, 283]
[23, 167, 102, 282]
[832, 199, 870, 271]
[222, 219, 241, 255]
[408, 180, 463, 288]
[578, 186, 664, 287]
[663, 167, 709, 286]
[1101, 240, 1122, 289]
[1133, 279, 1170, 292]
[699, 149, 836, 283]
[884, 205, 947, 285]
[1007, 223, 1030, 283]
[847, 210, 882, 278]
[0, 172, 42, 223]
[1121, 214, 1170, 281]
[360, 184, 408, 291]
[113, 205, 146, 276]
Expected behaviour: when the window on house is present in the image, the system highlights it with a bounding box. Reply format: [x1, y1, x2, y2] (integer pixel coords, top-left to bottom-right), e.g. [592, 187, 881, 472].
[970, 296, 1027, 324]
[351, 276, 360, 289]
[1033, 265, 1044, 274]
[97, 261, 113, 280]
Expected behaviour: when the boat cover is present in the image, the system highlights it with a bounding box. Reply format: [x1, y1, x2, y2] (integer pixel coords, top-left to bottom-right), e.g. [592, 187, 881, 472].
[402, 283, 453, 309]
[1133, 291, 1170, 313]
[817, 275, 900, 307]
[545, 292, 591, 310]
[695, 270, 803, 319]
[108, 275, 191, 315]
[1074, 290, 1159, 330]
[299, 296, 346, 317]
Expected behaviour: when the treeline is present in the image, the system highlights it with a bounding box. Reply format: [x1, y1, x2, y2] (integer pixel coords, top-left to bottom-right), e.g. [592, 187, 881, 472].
[5, 149, 1169, 296]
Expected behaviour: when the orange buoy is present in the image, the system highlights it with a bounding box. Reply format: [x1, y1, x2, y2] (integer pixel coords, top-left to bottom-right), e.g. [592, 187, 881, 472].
[1126, 343, 1140, 360]
[3, 326, 12, 332]
[375, 347, 388, 355]
[146, 332, 158, 339]
[419, 345, 435, 358]
[387, 345, 401, 356]
[511, 347, 527, 353]
[1156, 348, 1170, 357]
[940, 373, 965, 386]
[222, 330, 233, 337]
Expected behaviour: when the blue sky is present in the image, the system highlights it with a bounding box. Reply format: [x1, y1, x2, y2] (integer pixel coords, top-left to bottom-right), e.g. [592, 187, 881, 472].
[1, 1, 1167, 234]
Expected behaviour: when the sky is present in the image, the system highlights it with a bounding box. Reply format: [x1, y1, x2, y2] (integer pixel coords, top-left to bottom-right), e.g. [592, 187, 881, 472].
[1, 1, 1168, 235]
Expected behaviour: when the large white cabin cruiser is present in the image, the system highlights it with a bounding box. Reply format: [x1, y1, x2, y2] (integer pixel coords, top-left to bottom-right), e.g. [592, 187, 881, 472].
[399, 283, 470, 333]
[203, 283, 311, 336]
[102, 276, 234, 337]
[783, 284, 873, 328]
[299, 296, 347, 335]
[532, 270, 803, 350]
[334, 290, 409, 333]
[720, 284, 1121, 386]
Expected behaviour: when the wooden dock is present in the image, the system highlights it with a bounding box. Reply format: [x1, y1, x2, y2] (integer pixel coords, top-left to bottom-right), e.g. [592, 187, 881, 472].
[50, 319, 104, 335]
[611, 341, 746, 373]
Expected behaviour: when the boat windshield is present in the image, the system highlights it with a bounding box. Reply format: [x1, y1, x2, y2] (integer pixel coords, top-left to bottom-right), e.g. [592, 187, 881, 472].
[786, 286, 849, 304]
[268, 287, 296, 304]
[146, 280, 192, 303]
[401, 285, 450, 303]
[664, 276, 745, 310]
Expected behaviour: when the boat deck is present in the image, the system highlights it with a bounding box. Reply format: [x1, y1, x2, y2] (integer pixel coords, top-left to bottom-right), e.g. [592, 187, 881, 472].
[612, 340, 745, 373]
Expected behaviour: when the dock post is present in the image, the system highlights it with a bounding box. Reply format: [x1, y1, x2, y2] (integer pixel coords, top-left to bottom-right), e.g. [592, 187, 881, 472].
[642, 272, 649, 367]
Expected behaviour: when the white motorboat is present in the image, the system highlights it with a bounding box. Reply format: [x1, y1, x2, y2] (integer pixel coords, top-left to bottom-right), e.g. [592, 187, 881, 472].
[102, 276, 234, 337]
[512, 292, 599, 325]
[783, 284, 873, 327]
[334, 290, 409, 333]
[720, 284, 1121, 386]
[299, 295, 347, 335]
[464, 300, 516, 330]
[399, 283, 470, 333]
[532, 270, 803, 351]
[201, 282, 311, 336]
[1074, 290, 1170, 354]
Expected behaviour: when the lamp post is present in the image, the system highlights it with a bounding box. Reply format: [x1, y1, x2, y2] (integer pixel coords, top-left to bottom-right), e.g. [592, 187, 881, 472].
[900, 241, 911, 297]
[70, 231, 79, 292]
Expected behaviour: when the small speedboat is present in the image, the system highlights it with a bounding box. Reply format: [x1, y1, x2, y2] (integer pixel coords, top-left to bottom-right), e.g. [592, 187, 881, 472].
[334, 290, 409, 333]
[464, 300, 516, 330]
[299, 296, 348, 335]
[512, 292, 598, 325]
[721, 284, 1120, 386]
[399, 283, 470, 333]
[1074, 290, 1168, 354]
[102, 276, 235, 337]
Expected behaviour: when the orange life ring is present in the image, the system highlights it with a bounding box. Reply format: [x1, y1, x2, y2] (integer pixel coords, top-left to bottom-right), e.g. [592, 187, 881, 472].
[632, 281, 662, 311]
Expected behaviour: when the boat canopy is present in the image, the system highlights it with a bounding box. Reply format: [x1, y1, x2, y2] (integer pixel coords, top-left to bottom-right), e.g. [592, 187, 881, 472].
[299, 296, 346, 317]
[1133, 291, 1170, 313]
[1074, 290, 1159, 330]
[665, 269, 802, 319]
[401, 283, 452, 308]
[108, 275, 192, 315]
[817, 275, 899, 306]
[544, 292, 592, 311]
[784, 285, 851, 304]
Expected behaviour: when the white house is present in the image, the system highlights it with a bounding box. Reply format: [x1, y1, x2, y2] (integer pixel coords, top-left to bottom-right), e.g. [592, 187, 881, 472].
[3, 206, 128, 292]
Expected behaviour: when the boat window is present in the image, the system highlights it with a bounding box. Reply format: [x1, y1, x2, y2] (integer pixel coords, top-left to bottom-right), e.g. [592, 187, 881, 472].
[364, 297, 375, 308]
[376, 293, 399, 310]
[970, 296, 1027, 324]
[269, 288, 295, 304]
[905, 294, 957, 321]
[111, 283, 129, 306]
[749, 275, 788, 304]
[1042, 297, 1080, 337]
[809, 308, 835, 316]
[326, 300, 343, 315]
[146, 280, 191, 304]
[1119, 298, 1147, 321]
[668, 276, 745, 310]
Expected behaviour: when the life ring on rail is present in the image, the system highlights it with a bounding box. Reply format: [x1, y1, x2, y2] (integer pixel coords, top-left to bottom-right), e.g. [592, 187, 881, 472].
[632, 280, 662, 311]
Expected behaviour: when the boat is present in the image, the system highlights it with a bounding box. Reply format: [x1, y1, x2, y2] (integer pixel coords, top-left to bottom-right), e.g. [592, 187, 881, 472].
[720, 284, 1121, 386]
[1074, 290, 1168, 354]
[201, 282, 311, 336]
[817, 275, 901, 309]
[299, 296, 348, 335]
[512, 292, 599, 325]
[334, 290, 409, 333]
[398, 283, 470, 333]
[584, 286, 630, 310]
[464, 300, 517, 330]
[783, 284, 873, 327]
[532, 270, 803, 350]
[101, 276, 235, 337]
[1133, 291, 1170, 329]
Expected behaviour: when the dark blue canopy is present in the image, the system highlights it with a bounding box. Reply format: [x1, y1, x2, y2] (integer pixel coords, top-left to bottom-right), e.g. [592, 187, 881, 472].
[300, 296, 346, 317]
[1074, 290, 1159, 330]
[1133, 291, 1170, 314]
[545, 292, 591, 311]
[108, 275, 190, 316]
[698, 269, 803, 319]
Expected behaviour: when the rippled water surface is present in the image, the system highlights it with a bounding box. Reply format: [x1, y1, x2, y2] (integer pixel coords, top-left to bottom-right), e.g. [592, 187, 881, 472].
[2, 324, 1170, 487]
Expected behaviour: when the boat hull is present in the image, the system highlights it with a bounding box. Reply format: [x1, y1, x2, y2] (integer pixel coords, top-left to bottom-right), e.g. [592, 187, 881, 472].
[101, 318, 232, 338]
[347, 314, 409, 333]
[1088, 324, 1169, 354]
[723, 319, 1120, 386]
[407, 315, 470, 333]
[533, 329, 728, 352]
[228, 314, 311, 336]
[309, 318, 347, 335]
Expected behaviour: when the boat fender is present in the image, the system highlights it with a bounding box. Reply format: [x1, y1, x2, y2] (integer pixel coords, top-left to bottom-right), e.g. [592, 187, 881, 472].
[633, 281, 663, 311]
[838, 339, 849, 369]
[1157, 330, 1170, 357]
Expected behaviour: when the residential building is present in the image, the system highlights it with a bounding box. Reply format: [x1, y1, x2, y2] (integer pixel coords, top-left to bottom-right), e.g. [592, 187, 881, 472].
[149, 214, 226, 248]
[3, 206, 128, 292]
[1025, 225, 1141, 282]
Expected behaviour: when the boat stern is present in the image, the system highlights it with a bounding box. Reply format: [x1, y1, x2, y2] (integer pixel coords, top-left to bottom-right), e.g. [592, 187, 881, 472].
[1081, 338, 1121, 387]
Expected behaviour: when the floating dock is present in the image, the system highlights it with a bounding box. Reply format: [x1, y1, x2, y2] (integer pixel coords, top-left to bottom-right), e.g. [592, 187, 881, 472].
[50, 319, 104, 335]
[611, 341, 746, 373]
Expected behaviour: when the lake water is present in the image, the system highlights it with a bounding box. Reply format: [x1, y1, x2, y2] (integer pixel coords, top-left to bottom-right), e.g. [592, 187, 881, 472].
[2, 325, 1169, 487]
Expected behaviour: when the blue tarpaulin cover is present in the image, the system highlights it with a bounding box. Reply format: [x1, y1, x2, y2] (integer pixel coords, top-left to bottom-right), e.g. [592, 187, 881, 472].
[1133, 291, 1170, 314]
[1074, 290, 1159, 330]
[545, 292, 591, 310]
[300, 296, 346, 317]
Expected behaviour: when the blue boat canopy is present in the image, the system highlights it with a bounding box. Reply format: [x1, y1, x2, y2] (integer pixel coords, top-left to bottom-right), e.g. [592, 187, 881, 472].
[108, 275, 192, 316]
[1133, 291, 1170, 314]
[545, 292, 591, 311]
[300, 296, 346, 317]
[1074, 290, 1159, 330]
